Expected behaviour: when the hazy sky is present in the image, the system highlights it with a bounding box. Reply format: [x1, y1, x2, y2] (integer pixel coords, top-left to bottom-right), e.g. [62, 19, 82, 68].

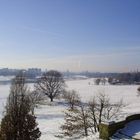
[0, 0, 140, 72]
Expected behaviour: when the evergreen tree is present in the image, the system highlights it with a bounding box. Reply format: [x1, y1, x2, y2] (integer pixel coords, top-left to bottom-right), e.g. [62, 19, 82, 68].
[61, 101, 89, 138]
[0, 72, 41, 140]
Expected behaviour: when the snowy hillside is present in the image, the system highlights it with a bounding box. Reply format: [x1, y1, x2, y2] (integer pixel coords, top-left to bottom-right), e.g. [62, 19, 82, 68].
[0, 78, 140, 139]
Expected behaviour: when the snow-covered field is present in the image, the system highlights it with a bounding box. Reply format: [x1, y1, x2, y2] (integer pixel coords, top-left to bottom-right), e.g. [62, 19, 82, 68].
[0, 78, 140, 139]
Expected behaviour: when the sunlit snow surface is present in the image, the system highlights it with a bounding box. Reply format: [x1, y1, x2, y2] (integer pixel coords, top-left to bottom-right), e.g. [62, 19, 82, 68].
[0, 84, 10, 120]
[0, 78, 140, 139]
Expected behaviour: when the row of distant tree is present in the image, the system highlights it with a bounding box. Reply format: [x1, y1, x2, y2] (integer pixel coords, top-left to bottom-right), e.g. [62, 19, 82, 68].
[0, 68, 42, 79]
[107, 72, 140, 85]
[114, 72, 140, 84]
[0, 68, 140, 84]
[94, 72, 140, 85]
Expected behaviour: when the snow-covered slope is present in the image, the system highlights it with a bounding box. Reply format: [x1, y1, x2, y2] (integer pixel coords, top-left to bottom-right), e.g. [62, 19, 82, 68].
[0, 78, 140, 139]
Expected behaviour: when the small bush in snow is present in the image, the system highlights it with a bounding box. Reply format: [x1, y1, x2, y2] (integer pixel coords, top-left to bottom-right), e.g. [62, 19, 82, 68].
[137, 87, 140, 95]
[63, 90, 80, 110]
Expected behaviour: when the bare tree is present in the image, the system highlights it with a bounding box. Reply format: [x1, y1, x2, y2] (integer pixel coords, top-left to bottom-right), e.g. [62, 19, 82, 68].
[88, 93, 123, 132]
[35, 70, 65, 102]
[63, 90, 80, 110]
[100, 78, 107, 85]
[0, 72, 41, 140]
[61, 91, 123, 138]
[94, 78, 101, 85]
[29, 90, 45, 115]
[97, 93, 109, 124]
[88, 98, 98, 133]
[103, 99, 123, 120]
[108, 77, 113, 84]
[137, 86, 140, 96]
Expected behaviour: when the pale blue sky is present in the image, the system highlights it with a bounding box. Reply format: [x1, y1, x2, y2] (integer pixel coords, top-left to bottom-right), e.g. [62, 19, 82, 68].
[0, 0, 140, 72]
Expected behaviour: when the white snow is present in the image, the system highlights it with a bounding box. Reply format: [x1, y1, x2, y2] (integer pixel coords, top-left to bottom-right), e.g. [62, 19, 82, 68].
[0, 76, 14, 81]
[0, 78, 140, 139]
[0, 84, 10, 120]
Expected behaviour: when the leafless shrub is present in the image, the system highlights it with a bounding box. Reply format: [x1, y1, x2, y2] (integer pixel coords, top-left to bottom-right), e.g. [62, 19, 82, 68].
[63, 90, 80, 110]
[137, 87, 140, 96]
[94, 78, 101, 85]
[29, 90, 45, 114]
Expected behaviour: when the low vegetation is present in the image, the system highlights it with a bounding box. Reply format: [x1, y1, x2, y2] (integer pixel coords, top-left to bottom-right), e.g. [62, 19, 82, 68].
[61, 91, 123, 138]
[137, 87, 140, 95]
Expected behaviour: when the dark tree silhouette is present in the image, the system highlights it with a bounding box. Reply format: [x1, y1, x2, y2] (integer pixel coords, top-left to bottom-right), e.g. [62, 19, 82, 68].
[35, 70, 65, 102]
[0, 72, 41, 140]
[137, 87, 140, 96]
[94, 78, 101, 85]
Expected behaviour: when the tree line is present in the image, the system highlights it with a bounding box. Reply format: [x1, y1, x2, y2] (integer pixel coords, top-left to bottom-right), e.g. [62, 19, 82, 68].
[94, 72, 140, 85]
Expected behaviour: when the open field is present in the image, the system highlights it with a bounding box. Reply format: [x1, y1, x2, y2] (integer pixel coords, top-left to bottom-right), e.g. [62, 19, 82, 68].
[0, 78, 140, 139]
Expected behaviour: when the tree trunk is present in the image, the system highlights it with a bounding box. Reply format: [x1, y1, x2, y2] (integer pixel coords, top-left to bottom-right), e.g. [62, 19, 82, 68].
[84, 126, 88, 136]
[50, 97, 53, 102]
[99, 103, 103, 124]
